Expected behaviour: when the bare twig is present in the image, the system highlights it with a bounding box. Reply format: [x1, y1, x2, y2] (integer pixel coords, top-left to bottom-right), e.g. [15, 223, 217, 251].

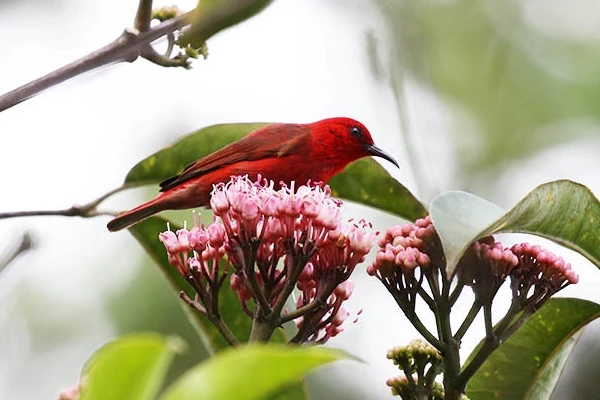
[134, 0, 154, 31]
[0, 11, 194, 112]
[0, 232, 35, 274]
[0, 184, 132, 220]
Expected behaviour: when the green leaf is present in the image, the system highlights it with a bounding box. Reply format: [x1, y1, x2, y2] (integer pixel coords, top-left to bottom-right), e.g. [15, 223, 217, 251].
[528, 329, 582, 400]
[179, 0, 274, 48]
[430, 180, 600, 276]
[160, 345, 349, 400]
[125, 123, 267, 186]
[125, 123, 425, 222]
[329, 158, 427, 221]
[467, 298, 600, 400]
[79, 333, 179, 400]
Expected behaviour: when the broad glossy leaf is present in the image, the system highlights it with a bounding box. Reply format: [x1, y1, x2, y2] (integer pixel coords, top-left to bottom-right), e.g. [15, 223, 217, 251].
[125, 123, 425, 222]
[430, 180, 600, 276]
[128, 216, 308, 398]
[125, 123, 267, 185]
[467, 298, 600, 400]
[79, 333, 179, 400]
[528, 330, 582, 400]
[329, 158, 427, 221]
[180, 0, 274, 48]
[160, 345, 349, 400]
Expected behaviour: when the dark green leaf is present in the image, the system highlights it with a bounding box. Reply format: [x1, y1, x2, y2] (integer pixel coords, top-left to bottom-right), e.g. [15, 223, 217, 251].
[79, 333, 179, 400]
[125, 123, 425, 222]
[430, 180, 600, 276]
[160, 345, 349, 400]
[467, 298, 600, 400]
[125, 123, 267, 186]
[180, 0, 274, 48]
[528, 330, 582, 400]
[330, 157, 426, 221]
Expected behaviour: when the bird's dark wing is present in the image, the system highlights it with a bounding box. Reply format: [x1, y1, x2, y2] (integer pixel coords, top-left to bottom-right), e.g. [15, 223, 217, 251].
[159, 123, 310, 191]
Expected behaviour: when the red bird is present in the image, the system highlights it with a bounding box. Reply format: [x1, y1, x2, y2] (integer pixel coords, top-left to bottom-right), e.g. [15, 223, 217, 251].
[107, 117, 398, 231]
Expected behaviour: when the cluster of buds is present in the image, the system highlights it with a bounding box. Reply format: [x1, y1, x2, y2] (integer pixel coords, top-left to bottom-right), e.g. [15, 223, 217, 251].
[386, 339, 444, 399]
[386, 376, 449, 400]
[367, 216, 442, 313]
[468, 238, 579, 309]
[367, 216, 439, 280]
[160, 175, 375, 343]
[159, 216, 228, 315]
[510, 242, 578, 309]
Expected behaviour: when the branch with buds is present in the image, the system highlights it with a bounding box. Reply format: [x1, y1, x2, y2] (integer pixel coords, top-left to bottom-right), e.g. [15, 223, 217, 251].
[369, 218, 579, 400]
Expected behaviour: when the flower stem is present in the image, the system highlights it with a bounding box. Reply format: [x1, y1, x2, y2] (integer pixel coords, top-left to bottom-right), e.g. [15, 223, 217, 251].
[180, 291, 240, 346]
[248, 317, 277, 342]
[454, 301, 482, 342]
[456, 298, 523, 388]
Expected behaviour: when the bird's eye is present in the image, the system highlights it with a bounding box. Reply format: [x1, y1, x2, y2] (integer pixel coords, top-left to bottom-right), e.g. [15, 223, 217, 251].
[350, 126, 363, 138]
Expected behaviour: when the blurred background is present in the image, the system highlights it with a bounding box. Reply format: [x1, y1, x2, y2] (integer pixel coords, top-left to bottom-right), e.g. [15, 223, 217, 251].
[1, 0, 600, 398]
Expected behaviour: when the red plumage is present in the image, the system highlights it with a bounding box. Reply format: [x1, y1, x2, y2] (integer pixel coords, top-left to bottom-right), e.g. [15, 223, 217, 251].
[107, 117, 398, 231]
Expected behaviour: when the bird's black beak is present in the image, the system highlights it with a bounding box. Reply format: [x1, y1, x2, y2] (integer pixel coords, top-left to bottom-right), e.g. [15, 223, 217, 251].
[365, 144, 399, 168]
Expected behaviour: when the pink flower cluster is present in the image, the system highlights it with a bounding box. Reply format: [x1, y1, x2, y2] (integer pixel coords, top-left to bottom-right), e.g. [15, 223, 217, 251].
[160, 175, 376, 343]
[367, 216, 437, 278]
[295, 276, 355, 343]
[159, 219, 226, 279]
[472, 237, 519, 278]
[471, 238, 579, 305]
[511, 242, 579, 290]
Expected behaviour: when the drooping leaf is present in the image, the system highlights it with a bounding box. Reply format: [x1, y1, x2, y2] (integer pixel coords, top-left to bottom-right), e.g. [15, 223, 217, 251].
[125, 123, 425, 222]
[79, 333, 180, 400]
[466, 298, 600, 400]
[430, 180, 600, 276]
[180, 0, 275, 48]
[160, 345, 349, 400]
[128, 216, 309, 398]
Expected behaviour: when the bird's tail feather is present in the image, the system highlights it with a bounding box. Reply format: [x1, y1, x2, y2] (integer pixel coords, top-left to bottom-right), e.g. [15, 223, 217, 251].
[107, 199, 166, 232]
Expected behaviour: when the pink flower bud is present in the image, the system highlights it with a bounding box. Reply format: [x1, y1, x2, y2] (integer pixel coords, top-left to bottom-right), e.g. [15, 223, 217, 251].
[159, 231, 179, 254]
[210, 186, 230, 215]
[240, 196, 260, 220]
[207, 223, 226, 248]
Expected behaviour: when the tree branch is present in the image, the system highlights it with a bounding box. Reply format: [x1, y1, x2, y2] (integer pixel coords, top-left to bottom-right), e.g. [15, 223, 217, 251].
[0, 184, 132, 220]
[0, 232, 34, 274]
[0, 11, 194, 112]
[134, 0, 154, 31]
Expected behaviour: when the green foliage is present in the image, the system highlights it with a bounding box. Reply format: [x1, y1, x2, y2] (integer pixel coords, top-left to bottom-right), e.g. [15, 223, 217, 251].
[430, 180, 600, 276]
[78, 336, 342, 400]
[467, 298, 600, 399]
[79, 334, 180, 400]
[125, 123, 267, 185]
[125, 123, 425, 222]
[179, 0, 275, 48]
[377, 0, 600, 172]
[329, 158, 427, 221]
[159, 345, 349, 400]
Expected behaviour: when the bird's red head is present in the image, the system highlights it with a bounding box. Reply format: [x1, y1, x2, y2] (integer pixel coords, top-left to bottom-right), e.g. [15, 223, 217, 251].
[308, 117, 399, 174]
